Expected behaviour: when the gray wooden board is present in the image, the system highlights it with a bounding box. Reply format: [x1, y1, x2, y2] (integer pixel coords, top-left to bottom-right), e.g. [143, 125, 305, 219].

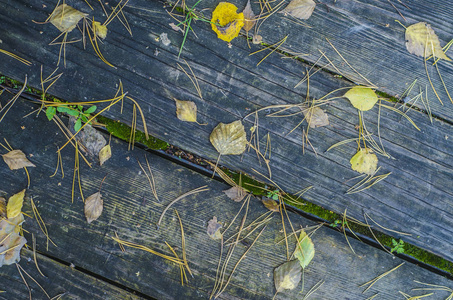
[1, 0, 453, 264]
[0, 249, 145, 300]
[1, 100, 453, 299]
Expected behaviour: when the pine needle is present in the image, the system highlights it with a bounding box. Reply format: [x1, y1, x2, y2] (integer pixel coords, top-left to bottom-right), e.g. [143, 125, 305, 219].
[360, 263, 404, 293]
[31, 197, 57, 250]
[32, 234, 46, 277]
[0, 49, 32, 66]
[137, 155, 159, 202]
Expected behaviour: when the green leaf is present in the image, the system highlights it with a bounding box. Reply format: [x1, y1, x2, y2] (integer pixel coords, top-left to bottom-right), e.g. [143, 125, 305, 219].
[294, 229, 315, 269]
[74, 118, 82, 132]
[57, 106, 80, 117]
[84, 105, 97, 114]
[46, 106, 56, 121]
[81, 115, 88, 123]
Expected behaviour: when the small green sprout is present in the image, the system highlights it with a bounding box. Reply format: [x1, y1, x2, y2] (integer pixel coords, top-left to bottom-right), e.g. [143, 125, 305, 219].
[390, 239, 405, 254]
[46, 104, 97, 132]
[266, 189, 280, 201]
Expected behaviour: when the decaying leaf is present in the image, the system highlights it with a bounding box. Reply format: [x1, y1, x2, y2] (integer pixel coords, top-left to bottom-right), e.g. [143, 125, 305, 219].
[223, 186, 246, 202]
[0, 206, 26, 267]
[0, 197, 6, 219]
[302, 106, 329, 128]
[242, 0, 256, 32]
[252, 34, 263, 44]
[99, 144, 111, 166]
[7, 189, 25, 219]
[93, 21, 108, 39]
[344, 86, 378, 111]
[169, 23, 184, 33]
[211, 2, 245, 42]
[84, 192, 103, 224]
[262, 198, 279, 212]
[294, 229, 315, 269]
[210, 120, 247, 155]
[175, 99, 198, 123]
[2, 150, 36, 170]
[405, 22, 451, 61]
[207, 216, 222, 240]
[274, 260, 302, 292]
[280, 0, 316, 20]
[50, 4, 88, 33]
[350, 148, 378, 175]
[75, 122, 107, 157]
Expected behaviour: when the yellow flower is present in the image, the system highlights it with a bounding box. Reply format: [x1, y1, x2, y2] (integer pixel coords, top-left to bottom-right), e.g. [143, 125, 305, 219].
[211, 2, 245, 42]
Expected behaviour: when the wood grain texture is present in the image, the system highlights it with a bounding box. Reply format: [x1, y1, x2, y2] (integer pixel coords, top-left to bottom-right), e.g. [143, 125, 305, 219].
[0, 0, 452, 264]
[0, 100, 452, 299]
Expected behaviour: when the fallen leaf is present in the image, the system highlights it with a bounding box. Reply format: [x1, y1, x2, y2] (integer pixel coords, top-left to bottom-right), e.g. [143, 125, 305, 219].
[262, 198, 279, 212]
[7, 189, 25, 219]
[75, 122, 107, 157]
[99, 144, 111, 166]
[2, 150, 36, 170]
[350, 148, 378, 175]
[274, 260, 302, 292]
[0, 197, 6, 219]
[302, 106, 329, 128]
[50, 4, 88, 33]
[223, 186, 246, 202]
[169, 23, 184, 33]
[294, 229, 315, 269]
[344, 86, 378, 111]
[93, 21, 108, 39]
[84, 192, 103, 224]
[207, 216, 222, 240]
[405, 22, 451, 61]
[210, 120, 247, 155]
[242, 0, 256, 32]
[160, 33, 171, 46]
[211, 2, 245, 42]
[0, 210, 26, 267]
[252, 34, 262, 44]
[175, 99, 198, 123]
[280, 0, 316, 20]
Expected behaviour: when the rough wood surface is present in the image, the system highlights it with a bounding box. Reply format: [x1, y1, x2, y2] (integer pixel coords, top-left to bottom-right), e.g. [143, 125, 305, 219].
[0, 100, 452, 299]
[1, 0, 453, 265]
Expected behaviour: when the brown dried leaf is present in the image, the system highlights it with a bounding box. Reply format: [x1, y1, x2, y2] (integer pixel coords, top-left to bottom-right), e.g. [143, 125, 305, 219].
[0, 214, 26, 267]
[405, 22, 451, 61]
[50, 4, 88, 33]
[84, 192, 103, 224]
[252, 34, 263, 44]
[280, 0, 316, 20]
[210, 120, 247, 155]
[223, 186, 246, 202]
[207, 216, 222, 240]
[274, 260, 302, 292]
[302, 106, 329, 128]
[75, 123, 107, 157]
[2, 150, 36, 170]
[169, 23, 184, 33]
[0, 197, 6, 219]
[262, 198, 279, 212]
[99, 144, 111, 166]
[242, 0, 256, 32]
[175, 99, 198, 123]
[7, 189, 25, 219]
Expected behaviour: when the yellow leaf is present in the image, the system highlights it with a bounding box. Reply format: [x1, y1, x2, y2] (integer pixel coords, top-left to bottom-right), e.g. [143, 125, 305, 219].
[175, 99, 198, 123]
[344, 86, 378, 111]
[280, 0, 316, 20]
[262, 198, 279, 212]
[210, 120, 247, 155]
[294, 229, 314, 269]
[405, 22, 451, 61]
[350, 148, 378, 175]
[93, 21, 108, 39]
[2, 150, 36, 170]
[211, 2, 245, 42]
[0, 197, 6, 219]
[274, 260, 302, 292]
[99, 144, 112, 166]
[50, 4, 88, 33]
[84, 192, 103, 224]
[7, 189, 25, 219]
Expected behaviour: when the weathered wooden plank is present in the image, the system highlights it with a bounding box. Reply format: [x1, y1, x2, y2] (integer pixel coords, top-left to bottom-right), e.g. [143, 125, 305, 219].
[1, 0, 453, 265]
[0, 249, 145, 300]
[1, 99, 453, 299]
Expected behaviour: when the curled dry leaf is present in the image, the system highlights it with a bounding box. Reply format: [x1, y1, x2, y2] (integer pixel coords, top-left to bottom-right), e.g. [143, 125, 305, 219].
[210, 120, 247, 155]
[344, 86, 378, 111]
[294, 229, 315, 269]
[7, 189, 25, 219]
[0, 209, 26, 267]
[99, 144, 112, 166]
[280, 0, 316, 20]
[211, 2, 245, 42]
[274, 260, 302, 292]
[252, 35, 263, 44]
[207, 216, 222, 240]
[169, 23, 184, 33]
[242, 0, 256, 33]
[0, 197, 6, 218]
[350, 148, 378, 175]
[93, 21, 108, 39]
[405, 22, 451, 61]
[262, 198, 279, 212]
[223, 186, 246, 202]
[302, 106, 329, 128]
[84, 192, 103, 224]
[175, 99, 198, 123]
[50, 4, 88, 33]
[2, 150, 36, 170]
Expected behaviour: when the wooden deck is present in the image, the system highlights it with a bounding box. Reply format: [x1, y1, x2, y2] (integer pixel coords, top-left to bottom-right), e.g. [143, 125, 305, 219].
[1, 0, 453, 298]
